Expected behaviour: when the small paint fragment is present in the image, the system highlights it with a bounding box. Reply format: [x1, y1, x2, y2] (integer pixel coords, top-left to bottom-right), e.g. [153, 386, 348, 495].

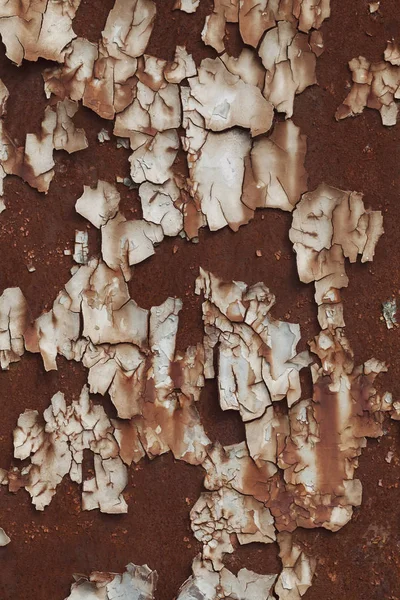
[368, 1, 380, 12]
[98, 128, 110, 143]
[116, 137, 130, 149]
[382, 299, 397, 329]
[383, 392, 393, 405]
[123, 177, 136, 190]
[0, 528, 10, 546]
[73, 230, 89, 265]
[385, 450, 394, 464]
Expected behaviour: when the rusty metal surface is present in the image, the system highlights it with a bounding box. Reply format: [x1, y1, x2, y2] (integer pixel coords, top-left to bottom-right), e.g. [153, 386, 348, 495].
[1, 1, 400, 599]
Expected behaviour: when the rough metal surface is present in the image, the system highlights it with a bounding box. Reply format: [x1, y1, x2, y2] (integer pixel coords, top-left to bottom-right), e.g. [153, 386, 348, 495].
[1, 1, 400, 599]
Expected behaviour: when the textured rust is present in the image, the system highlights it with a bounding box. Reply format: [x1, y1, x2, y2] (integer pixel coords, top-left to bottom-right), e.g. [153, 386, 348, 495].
[1, 0, 400, 599]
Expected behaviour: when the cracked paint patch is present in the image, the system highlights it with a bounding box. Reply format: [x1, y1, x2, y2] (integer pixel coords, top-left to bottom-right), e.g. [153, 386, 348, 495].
[0, 0, 81, 65]
[191, 486, 276, 569]
[259, 22, 322, 118]
[275, 532, 316, 600]
[186, 56, 274, 136]
[196, 269, 311, 418]
[177, 554, 277, 599]
[0, 88, 87, 203]
[202, 0, 329, 54]
[65, 563, 157, 600]
[194, 267, 390, 539]
[0, 287, 31, 370]
[289, 183, 383, 329]
[181, 95, 308, 236]
[12, 385, 128, 513]
[336, 41, 400, 125]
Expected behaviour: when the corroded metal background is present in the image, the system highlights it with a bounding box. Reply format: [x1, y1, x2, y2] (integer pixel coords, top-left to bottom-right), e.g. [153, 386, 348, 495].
[1, 1, 400, 599]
